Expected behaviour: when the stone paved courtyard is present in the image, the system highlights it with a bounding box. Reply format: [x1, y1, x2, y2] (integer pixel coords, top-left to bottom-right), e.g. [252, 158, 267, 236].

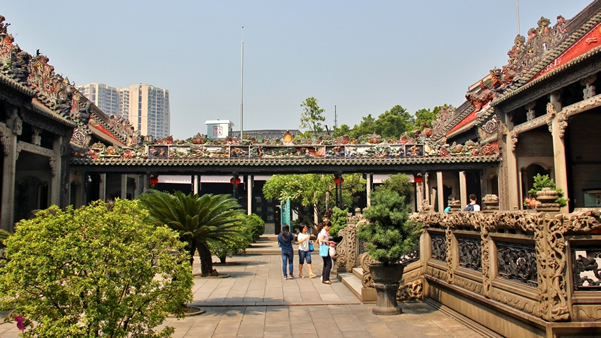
[0, 255, 484, 337]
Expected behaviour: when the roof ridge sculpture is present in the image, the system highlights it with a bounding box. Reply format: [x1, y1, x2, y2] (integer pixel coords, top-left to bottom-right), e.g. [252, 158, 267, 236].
[0, 14, 138, 149]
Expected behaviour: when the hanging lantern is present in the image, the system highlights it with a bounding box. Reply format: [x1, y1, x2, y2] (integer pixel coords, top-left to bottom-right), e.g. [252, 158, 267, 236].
[333, 177, 344, 185]
[414, 175, 423, 184]
[230, 177, 242, 185]
[149, 176, 159, 185]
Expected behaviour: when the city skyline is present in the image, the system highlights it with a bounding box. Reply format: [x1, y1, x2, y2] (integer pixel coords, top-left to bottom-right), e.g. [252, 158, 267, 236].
[78, 83, 171, 139]
[1, 1, 592, 139]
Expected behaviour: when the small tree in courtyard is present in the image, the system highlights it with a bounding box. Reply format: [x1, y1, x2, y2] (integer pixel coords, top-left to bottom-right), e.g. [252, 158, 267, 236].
[0, 199, 193, 337]
[356, 190, 422, 265]
[139, 190, 245, 276]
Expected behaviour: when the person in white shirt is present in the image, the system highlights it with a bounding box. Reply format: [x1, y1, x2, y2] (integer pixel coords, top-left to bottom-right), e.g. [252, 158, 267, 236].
[297, 224, 316, 278]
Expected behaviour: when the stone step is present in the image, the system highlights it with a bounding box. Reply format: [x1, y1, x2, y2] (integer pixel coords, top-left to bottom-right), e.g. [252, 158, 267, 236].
[337, 270, 376, 302]
[246, 236, 281, 255]
[256, 234, 278, 242]
[352, 267, 364, 279]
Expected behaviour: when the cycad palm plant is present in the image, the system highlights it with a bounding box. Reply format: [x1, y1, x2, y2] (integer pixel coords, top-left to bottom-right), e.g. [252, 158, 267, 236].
[139, 190, 245, 276]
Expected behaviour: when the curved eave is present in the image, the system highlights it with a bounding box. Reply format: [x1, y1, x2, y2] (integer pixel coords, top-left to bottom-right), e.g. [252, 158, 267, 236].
[30, 99, 77, 128]
[71, 155, 501, 167]
[0, 73, 36, 96]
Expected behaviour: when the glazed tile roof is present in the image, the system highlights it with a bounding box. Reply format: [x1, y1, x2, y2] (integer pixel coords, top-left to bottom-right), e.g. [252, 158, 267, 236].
[0, 72, 35, 96]
[71, 154, 500, 167]
[30, 98, 77, 128]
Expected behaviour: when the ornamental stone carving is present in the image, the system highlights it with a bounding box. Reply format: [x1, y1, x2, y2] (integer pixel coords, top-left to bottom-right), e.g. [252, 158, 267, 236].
[580, 74, 597, 100]
[32, 127, 42, 146]
[1, 135, 10, 154]
[397, 279, 424, 301]
[6, 110, 22, 136]
[509, 131, 518, 152]
[526, 102, 537, 121]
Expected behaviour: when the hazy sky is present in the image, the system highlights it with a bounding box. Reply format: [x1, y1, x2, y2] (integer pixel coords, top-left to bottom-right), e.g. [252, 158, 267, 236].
[1, 1, 592, 139]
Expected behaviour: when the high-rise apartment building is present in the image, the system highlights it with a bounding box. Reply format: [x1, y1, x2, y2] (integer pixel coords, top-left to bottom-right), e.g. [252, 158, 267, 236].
[76, 83, 170, 139]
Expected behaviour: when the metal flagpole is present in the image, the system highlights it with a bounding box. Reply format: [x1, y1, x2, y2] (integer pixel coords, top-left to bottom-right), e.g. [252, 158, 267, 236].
[516, 0, 520, 35]
[240, 26, 244, 141]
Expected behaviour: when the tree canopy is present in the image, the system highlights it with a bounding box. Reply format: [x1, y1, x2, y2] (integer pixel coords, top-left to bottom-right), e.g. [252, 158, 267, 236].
[262, 174, 365, 226]
[332, 104, 447, 140]
[299, 97, 326, 134]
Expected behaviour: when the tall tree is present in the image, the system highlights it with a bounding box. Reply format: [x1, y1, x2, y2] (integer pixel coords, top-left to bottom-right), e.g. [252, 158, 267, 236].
[332, 123, 352, 138]
[139, 190, 245, 276]
[348, 114, 376, 139]
[413, 105, 446, 131]
[373, 105, 414, 139]
[299, 97, 326, 133]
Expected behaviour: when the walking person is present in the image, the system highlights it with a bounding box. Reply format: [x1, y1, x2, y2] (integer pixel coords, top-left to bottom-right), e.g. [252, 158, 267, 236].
[318, 222, 335, 284]
[278, 224, 295, 280]
[297, 224, 316, 278]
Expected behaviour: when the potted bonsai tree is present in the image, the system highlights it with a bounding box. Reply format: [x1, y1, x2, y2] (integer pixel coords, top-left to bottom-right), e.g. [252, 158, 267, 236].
[356, 189, 422, 315]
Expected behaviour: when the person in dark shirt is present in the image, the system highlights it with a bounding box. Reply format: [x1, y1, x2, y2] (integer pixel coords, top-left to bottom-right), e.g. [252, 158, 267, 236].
[278, 224, 295, 279]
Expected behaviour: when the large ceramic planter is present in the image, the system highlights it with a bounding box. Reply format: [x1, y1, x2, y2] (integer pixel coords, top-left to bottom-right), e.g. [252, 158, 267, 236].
[367, 263, 405, 315]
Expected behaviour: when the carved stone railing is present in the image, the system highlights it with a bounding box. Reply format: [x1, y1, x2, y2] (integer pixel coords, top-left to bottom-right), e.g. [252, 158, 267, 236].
[414, 209, 601, 323]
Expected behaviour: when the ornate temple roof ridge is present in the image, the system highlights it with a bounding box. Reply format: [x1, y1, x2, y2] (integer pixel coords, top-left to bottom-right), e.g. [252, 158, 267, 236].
[0, 14, 135, 149]
[493, 11, 601, 105]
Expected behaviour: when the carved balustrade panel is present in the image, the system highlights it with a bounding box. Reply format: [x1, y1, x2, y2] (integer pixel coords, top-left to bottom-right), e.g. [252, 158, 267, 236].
[496, 241, 538, 287]
[430, 234, 447, 262]
[572, 246, 601, 291]
[458, 237, 482, 272]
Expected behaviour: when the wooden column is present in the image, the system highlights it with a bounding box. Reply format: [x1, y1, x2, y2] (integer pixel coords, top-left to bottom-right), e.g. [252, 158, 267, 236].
[193, 175, 200, 194]
[549, 92, 569, 213]
[416, 179, 424, 212]
[121, 174, 127, 199]
[0, 128, 16, 232]
[50, 136, 62, 205]
[99, 173, 107, 201]
[506, 126, 519, 210]
[518, 170, 524, 210]
[425, 172, 430, 206]
[247, 175, 253, 215]
[459, 171, 467, 209]
[366, 173, 372, 207]
[437, 171, 444, 213]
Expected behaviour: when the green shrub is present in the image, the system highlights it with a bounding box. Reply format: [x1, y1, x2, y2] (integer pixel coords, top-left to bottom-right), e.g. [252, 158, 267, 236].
[246, 213, 265, 242]
[329, 207, 348, 237]
[0, 200, 193, 337]
[528, 174, 568, 207]
[357, 190, 422, 265]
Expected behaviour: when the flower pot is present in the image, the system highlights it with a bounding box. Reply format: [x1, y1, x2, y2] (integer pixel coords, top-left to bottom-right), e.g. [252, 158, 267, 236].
[367, 263, 405, 315]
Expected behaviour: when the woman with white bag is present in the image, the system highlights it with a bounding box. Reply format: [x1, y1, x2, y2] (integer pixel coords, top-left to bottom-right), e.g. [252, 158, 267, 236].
[317, 222, 335, 284]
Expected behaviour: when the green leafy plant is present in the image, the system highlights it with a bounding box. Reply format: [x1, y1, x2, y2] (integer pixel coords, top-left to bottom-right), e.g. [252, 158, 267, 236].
[138, 190, 245, 276]
[528, 174, 568, 207]
[329, 206, 348, 237]
[246, 213, 265, 242]
[356, 190, 422, 265]
[0, 199, 193, 337]
[374, 173, 414, 203]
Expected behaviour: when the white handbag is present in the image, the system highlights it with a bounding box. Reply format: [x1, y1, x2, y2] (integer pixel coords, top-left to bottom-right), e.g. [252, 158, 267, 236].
[329, 245, 336, 258]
